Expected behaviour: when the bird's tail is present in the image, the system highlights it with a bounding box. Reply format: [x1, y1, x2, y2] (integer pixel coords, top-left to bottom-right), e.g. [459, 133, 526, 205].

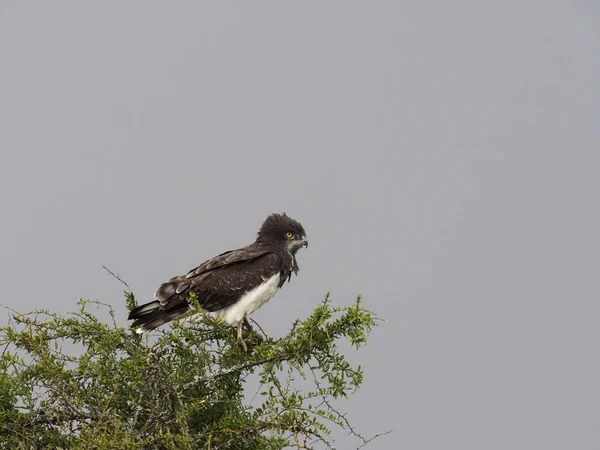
[128, 300, 188, 333]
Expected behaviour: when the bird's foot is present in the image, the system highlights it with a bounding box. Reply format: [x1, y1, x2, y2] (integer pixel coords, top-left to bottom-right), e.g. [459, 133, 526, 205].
[237, 316, 266, 352]
[236, 333, 263, 352]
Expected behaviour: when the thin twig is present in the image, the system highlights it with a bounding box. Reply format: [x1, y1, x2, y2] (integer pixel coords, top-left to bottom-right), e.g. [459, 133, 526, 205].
[310, 368, 393, 449]
[102, 265, 132, 291]
[249, 317, 269, 340]
[356, 429, 393, 449]
[0, 302, 20, 315]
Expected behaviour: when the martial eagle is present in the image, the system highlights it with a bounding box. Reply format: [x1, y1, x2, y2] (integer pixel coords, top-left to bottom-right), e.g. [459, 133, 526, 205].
[128, 213, 307, 350]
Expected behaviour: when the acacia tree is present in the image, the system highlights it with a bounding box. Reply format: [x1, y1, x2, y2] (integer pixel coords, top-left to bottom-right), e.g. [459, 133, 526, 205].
[0, 288, 382, 449]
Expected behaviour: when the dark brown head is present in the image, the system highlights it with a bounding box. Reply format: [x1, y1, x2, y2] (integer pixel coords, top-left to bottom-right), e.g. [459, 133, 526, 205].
[256, 213, 308, 254]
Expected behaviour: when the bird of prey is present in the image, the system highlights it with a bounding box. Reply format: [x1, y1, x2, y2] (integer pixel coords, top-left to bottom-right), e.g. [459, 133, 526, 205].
[128, 213, 308, 350]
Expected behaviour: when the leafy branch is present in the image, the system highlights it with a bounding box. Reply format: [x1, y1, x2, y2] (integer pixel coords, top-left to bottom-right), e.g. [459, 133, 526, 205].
[0, 293, 388, 449]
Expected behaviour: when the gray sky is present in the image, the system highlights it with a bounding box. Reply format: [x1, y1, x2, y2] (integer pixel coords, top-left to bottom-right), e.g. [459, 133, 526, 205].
[1, 2, 599, 448]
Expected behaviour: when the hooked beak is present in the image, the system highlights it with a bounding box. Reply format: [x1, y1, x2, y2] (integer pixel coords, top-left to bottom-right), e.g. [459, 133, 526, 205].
[302, 238, 309, 248]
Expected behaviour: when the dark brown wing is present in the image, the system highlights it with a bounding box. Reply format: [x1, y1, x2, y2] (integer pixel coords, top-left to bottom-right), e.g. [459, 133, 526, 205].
[181, 243, 270, 280]
[186, 252, 282, 312]
[154, 245, 281, 312]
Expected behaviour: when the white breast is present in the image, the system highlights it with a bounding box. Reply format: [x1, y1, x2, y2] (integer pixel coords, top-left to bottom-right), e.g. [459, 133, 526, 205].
[208, 273, 281, 326]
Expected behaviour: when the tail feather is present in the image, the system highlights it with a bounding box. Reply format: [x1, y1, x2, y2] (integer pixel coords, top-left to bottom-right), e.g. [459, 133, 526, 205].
[127, 300, 161, 319]
[128, 301, 189, 333]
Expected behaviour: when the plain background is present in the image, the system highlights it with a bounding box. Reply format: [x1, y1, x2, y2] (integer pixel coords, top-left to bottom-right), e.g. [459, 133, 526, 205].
[1, 2, 599, 449]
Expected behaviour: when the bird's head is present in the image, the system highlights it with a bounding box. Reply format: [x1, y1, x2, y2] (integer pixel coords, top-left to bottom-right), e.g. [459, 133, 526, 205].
[257, 213, 308, 254]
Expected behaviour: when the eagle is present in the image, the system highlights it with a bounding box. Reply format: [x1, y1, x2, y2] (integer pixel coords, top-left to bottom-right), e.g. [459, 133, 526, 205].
[128, 213, 307, 351]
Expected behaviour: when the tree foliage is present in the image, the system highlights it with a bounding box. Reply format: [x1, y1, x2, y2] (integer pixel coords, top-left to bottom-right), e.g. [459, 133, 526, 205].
[0, 290, 379, 449]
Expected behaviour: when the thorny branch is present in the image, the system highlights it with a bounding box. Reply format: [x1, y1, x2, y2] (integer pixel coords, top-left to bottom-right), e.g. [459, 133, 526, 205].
[101, 264, 132, 292]
[311, 369, 393, 449]
[0, 302, 20, 316]
[356, 429, 394, 450]
[248, 317, 269, 340]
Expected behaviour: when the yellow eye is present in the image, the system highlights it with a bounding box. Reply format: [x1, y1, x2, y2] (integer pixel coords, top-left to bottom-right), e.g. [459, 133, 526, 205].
[286, 231, 294, 238]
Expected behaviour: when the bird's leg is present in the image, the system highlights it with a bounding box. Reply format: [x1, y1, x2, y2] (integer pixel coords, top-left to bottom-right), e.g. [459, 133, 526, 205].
[236, 319, 248, 352]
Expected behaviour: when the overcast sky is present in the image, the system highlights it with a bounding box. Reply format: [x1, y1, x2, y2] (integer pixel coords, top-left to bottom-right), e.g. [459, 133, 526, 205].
[1, 2, 600, 449]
